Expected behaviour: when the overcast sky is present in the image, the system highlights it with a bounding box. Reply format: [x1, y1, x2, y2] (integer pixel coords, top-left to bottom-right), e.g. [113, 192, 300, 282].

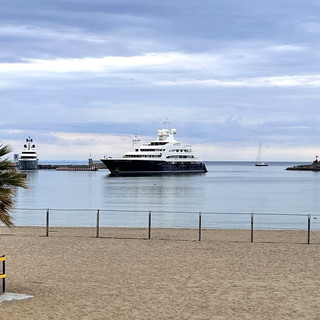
[1, 0, 320, 161]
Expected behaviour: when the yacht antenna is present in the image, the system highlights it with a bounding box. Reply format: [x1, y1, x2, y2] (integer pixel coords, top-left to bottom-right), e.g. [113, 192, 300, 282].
[163, 117, 170, 128]
[132, 134, 140, 151]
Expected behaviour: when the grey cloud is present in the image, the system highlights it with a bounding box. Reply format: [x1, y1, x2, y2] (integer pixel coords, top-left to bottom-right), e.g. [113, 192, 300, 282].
[1, 0, 320, 160]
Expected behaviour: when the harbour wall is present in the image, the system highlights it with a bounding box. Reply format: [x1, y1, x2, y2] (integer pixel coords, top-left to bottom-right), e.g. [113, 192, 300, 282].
[38, 160, 106, 170]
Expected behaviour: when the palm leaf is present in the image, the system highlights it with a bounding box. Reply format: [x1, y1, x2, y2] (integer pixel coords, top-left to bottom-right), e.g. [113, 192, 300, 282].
[0, 144, 27, 227]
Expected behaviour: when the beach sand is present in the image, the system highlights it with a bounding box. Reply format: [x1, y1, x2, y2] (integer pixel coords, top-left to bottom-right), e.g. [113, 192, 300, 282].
[1, 226, 320, 319]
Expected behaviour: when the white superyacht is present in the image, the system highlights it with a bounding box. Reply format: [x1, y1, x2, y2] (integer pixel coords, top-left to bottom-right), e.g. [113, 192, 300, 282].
[101, 128, 207, 176]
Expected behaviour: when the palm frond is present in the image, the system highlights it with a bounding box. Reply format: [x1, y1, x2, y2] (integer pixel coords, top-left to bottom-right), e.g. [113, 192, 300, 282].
[0, 188, 14, 227]
[0, 145, 12, 157]
[0, 143, 27, 227]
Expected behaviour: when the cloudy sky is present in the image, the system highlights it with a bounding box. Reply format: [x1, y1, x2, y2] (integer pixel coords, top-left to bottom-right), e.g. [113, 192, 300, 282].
[1, 0, 320, 161]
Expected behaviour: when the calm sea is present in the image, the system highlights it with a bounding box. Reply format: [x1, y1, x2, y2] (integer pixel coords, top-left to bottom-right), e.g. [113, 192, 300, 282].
[12, 161, 320, 230]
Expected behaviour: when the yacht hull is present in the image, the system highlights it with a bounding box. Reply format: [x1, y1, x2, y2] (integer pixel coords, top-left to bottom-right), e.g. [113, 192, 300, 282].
[101, 159, 207, 176]
[18, 160, 38, 170]
[255, 162, 268, 167]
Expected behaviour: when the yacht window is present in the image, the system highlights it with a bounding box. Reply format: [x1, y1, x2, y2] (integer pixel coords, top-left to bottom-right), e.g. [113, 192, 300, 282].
[150, 142, 168, 146]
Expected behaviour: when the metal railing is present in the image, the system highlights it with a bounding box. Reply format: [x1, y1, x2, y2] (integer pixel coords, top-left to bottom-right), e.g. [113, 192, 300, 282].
[10, 208, 319, 244]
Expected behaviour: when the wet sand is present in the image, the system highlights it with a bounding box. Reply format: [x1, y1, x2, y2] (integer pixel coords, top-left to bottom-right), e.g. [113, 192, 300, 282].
[1, 227, 320, 319]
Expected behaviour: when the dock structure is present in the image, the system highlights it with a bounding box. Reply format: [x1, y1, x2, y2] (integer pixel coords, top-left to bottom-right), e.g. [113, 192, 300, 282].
[38, 160, 106, 171]
[286, 164, 320, 171]
[56, 166, 98, 171]
[286, 156, 320, 171]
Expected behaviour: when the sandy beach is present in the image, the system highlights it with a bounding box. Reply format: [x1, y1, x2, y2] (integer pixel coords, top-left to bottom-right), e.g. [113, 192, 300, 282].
[1, 226, 320, 319]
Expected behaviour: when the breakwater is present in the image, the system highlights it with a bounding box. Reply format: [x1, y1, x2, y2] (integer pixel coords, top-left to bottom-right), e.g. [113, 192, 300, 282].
[38, 160, 106, 170]
[286, 163, 320, 171]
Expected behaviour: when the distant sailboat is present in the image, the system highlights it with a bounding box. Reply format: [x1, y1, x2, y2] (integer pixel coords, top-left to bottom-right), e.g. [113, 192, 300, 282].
[255, 143, 268, 166]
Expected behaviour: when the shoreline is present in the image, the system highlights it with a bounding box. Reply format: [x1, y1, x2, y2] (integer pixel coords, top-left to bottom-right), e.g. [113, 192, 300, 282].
[1, 226, 318, 244]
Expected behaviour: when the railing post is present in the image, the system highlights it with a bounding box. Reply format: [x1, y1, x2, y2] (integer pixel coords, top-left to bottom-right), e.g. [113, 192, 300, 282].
[1, 255, 6, 293]
[199, 212, 202, 241]
[251, 213, 254, 243]
[46, 208, 49, 237]
[148, 210, 152, 239]
[307, 214, 311, 244]
[96, 209, 100, 238]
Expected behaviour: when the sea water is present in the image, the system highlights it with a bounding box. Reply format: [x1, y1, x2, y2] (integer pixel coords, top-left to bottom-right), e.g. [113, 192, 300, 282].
[12, 161, 320, 230]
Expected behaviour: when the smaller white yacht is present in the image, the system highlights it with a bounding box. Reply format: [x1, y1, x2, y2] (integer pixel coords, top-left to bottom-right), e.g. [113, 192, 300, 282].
[18, 137, 39, 170]
[255, 142, 268, 167]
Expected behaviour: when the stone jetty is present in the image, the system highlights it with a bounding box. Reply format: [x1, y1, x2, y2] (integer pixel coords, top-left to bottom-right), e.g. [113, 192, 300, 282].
[286, 157, 320, 171]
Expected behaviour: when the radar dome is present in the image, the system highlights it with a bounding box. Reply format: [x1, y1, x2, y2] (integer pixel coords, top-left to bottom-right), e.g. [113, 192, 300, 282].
[171, 129, 177, 134]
